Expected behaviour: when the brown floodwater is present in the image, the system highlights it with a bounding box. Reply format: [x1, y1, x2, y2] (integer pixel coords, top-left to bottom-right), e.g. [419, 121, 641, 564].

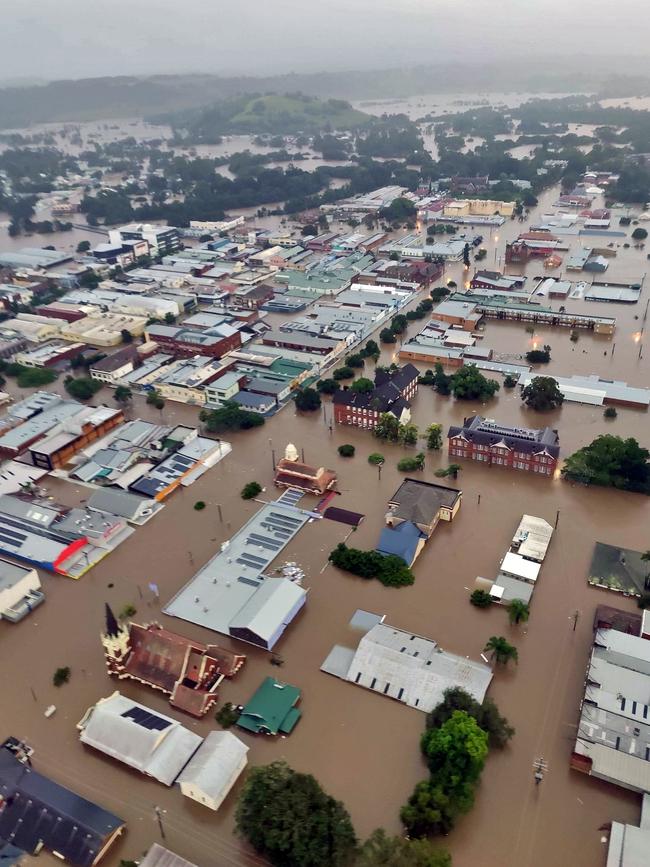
[2, 184, 650, 867]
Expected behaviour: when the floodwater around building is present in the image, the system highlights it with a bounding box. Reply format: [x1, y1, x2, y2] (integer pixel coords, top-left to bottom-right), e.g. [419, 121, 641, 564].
[1, 120, 650, 865]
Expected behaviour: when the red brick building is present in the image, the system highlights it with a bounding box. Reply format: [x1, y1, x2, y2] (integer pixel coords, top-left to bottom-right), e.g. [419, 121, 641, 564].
[447, 416, 560, 476]
[333, 364, 419, 429]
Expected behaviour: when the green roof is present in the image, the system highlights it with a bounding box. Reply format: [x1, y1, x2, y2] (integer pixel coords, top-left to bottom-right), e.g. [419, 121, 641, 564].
[237, 677, 301, 736]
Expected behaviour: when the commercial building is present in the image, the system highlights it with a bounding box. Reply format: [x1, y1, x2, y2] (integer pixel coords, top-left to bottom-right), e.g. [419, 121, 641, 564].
[606, 794, 650, 867]
[164, 493, 310, 650]
[471, 271, 527, 292]
[140, 845, 198, 867]
[145, 322, 241, 359]
[77, 692, 203, 786]
[108, 223, 180, 256]
[571, 620, 650, 794]
[237, 677, 302, 736]
[447, 416, 560, 476]
[519, 373, 650, 409]
[61, 313, 148, 346]
[28, 406, 124, 471]
[101, 607, 245, 717]
[0, 559, 44, 623]
[0, 742, 125, 867]
[177, 731, 248, 810]
[321, 621, 493, 713]
[14, 341, 87, 369]
[333, 364, 419, 428]
[89, 346, 140, 383]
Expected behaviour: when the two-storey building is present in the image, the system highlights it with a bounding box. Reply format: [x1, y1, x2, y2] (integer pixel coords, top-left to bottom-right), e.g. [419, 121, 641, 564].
[447, 416, 560, 476]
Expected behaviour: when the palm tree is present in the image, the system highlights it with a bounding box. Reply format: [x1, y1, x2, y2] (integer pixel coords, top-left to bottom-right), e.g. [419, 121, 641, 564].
[508, 599, 530, 626]
[484, 635, 518, 666]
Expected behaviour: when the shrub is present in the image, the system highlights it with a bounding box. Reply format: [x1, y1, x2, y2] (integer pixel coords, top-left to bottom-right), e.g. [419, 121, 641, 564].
[194, 500, 206, 510]
[470, 589, 493, 608]
[329, 543, 415, 587]
[316, 378, 340, 394]
[368, 453, 384, 465]
[632, 227, 648, 240]
[338, 444, 355, 457]
[216, 702, 240, 728]
[525, 344, 551, 364]
[332, 366, 355, 380]
[379, 327, 396, 344]
[397, 453, 425, 472]
[604, 406, 617, 419]
[241, 482, 262, 499]
[64, 376, 103, 401]
[570, 330, 579, 342]
[53, 667, 71, 687]
[119, 604, 137, 619]
[503, 374, 518, 388]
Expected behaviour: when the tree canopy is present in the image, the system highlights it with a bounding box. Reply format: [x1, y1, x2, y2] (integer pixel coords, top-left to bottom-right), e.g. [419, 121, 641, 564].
[235, 761, 357, 867]
[200, 401, 264, 432]
[329, 543, 415, 587]
[521, 376, 564, 411]
[355, 829, 450, 867]
[451, 365, 499, 400]
[561, 435, 650, 493]
[295, 387, 322, 411]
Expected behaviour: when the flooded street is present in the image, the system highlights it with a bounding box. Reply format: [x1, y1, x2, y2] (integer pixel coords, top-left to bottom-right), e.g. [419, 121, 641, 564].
[1, 109, 650, 863]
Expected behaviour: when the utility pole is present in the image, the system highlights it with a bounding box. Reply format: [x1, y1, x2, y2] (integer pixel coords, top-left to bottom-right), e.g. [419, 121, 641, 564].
[533, 756, 549, 785]
[555, 509, 560, 529]
[216, 503, 223, 523]
[571, 609, 579, 632]
[154, 805, 166, 840]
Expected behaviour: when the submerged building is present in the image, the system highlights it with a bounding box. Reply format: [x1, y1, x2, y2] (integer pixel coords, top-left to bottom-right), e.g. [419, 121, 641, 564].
[101, 606, 245, 717]
[273, 443, 337, 495]
[447, 416, 560, 476]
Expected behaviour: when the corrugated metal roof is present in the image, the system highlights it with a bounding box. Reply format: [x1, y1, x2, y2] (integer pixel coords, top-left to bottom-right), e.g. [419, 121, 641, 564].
[177, 731, 247, 801]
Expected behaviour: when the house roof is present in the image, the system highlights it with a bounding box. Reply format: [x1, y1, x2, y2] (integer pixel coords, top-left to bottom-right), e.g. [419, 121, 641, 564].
[333, 363, 417, 413]
[0, 748, 124, 867]
[388, 478, 461, 525]
[78, 692, 202, 785]
[376, 521, 425, 564]
[177, 731, 248, 801]
[237, 677, 301, 735]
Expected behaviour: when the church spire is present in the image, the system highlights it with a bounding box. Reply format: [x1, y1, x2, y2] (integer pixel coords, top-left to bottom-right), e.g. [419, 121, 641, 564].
[104, 603, 119, 638]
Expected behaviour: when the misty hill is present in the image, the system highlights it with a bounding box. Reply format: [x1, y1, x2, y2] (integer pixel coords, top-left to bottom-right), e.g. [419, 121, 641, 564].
[0, 62, 649, 130]
[160, 94, 370, 141]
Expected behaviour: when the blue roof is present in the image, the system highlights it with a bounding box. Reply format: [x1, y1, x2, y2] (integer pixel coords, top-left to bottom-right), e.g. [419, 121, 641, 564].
[375, 521, 425, 565]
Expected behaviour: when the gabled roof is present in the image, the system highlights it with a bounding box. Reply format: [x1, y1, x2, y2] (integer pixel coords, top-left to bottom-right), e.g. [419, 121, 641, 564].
[228, 577, 306, 644]
[376, 521, 425, 564]
[388, 478, 461, 525]
[177, 731, 248, 801]
[0, 748, 124, 867]
[237, 677, 301, 735]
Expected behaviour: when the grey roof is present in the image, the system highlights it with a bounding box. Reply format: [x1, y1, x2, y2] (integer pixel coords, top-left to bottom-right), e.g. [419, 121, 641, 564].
[388, 478, 461, 525]
[447, 415, 560, 458]
[491, 574, 535, 604]
[0, 558, 34, 592]
[87, 488, 156, 522]
[228, 577, 306, 642]
[164, 495, 310, 642]
[177, 731, 248, 801]
[78, 692, 202, 786]
[323, 623, 492, 713]
[140, 844, 198, 867]
[607, 794, 650, 867]
[0, 747, 124, 867]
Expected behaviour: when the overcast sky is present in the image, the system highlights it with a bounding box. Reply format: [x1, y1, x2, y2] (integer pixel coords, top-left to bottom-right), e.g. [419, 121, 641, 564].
[1, 0, 646, 82]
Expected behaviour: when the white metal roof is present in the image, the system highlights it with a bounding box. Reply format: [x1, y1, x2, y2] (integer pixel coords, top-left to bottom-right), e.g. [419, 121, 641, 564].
[228, 577, 306, 642]
[177, 731, 248, 802]
[500, 552, 541, 583]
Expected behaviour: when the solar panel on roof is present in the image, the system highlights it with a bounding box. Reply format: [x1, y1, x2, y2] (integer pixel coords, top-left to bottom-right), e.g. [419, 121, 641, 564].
[238, 575, 262, 587]
[121, 706, 171, 731]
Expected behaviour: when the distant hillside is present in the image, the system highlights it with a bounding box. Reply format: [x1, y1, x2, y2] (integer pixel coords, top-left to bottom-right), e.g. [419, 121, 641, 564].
[159, 93, 370, 141]
[0, 61, 648, 130]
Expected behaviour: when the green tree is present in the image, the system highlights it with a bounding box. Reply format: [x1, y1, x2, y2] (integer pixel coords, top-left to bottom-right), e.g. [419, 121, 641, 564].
[295, 387, 321, 411]
[375, 413, 401, 442]
[361, 339, 380, 361]
[484, 635, 518, 666]
[399, 422, 419, 446]
[338, 444, 355, 457]
[508, 599, 530, 625]
[397, 453, 425, 472]
[451, 365, 499, 400]
[329, 543, 414, 587]
[114, 385, 132, 405]
[401, 779, 457, 837]
[521, 376, 564, 411]
[391, 314, 408, 335]
[333, 366, 355, 380]
[379, 327, 396, 344]
[215, 702, 240, 729]
[235, 761, 357, 867]
[316, 378, 340, 394]
[426, 688, 514, 750]
[368, 453, 385, 465]
[561, 435, 650, 493]
[346, 352, 365, 369]
[433, 363, 452, 396]
[241, 481, 262, 499]
[146, 389, 165, 411]
[64, 376, 102, 401]
[200, 402, 264, 432]
[53, 666, 71, 687]
[503, 374, 518, 389]
[632, 227, 648, 240]
[421, 711, 488, 786]
[604, 406, 617, 419]
[525, 344, 552, 364]
[470, 589, 493, 608]
[350, 377, 375, 394]
[426, 423, 442, 450]
[355, 828, 450, 867]
[76, 239, 91, 253]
